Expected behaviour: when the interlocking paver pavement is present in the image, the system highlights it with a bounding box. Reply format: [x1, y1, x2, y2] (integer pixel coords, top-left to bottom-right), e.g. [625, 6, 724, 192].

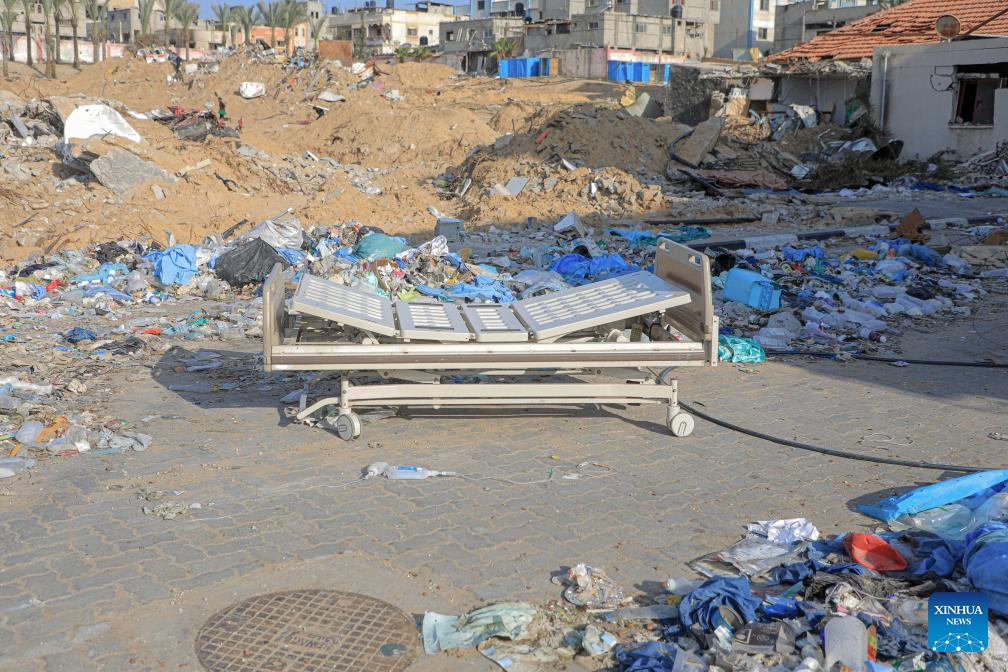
[0, 292, 1005, 671]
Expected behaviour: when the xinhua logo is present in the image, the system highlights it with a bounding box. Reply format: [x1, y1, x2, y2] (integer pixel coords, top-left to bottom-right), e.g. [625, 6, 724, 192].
[928, 592, 988, 653]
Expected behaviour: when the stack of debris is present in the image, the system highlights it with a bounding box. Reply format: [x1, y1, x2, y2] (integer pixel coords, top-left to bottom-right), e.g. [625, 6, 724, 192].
[419, 469, 1008, 672]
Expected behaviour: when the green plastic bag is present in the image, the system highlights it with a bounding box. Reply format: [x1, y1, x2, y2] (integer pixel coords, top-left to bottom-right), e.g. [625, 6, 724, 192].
[718, 335, 766, 364]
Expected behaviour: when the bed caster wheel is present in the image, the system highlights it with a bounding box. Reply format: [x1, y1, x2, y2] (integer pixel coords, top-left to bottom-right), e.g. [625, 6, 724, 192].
[334, 413, 361, 441]
[667, 412, 694, 437]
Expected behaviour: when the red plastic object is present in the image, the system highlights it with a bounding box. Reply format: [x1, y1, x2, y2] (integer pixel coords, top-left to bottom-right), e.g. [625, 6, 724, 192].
[844, 533, 908, 572]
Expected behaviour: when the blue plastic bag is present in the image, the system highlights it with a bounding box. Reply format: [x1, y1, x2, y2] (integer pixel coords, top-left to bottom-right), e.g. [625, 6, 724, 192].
[962, 522, 1008, 615]
[144, 245, 198, 285]
[678, 575, 761, 629]
[717, 335, 766, 363]
[353, 232, 407, 260]
[859, 471, 1008, 522]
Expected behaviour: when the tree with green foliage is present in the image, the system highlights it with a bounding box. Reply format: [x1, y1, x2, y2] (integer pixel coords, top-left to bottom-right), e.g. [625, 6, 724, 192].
[491, 38, 514, 60]
[411, 45, 430, 61]
[65, 0, 82, 66]
[21, 0, 34, 66]
[137, 0, 154, 39]
[309, 14, 326, 50]
[161, 0, 183, 47]
[255, 1, 278, 49]
[0, 0, 16, 77]
[176, 1, 198, 59]
[40, 0, 57, 75]
[231, 5, 253, 45]
[279, 0, 305, 55]
[84, 0, 105, 62]
[211, 3, 230, 48]
[394, 44, 410, 63]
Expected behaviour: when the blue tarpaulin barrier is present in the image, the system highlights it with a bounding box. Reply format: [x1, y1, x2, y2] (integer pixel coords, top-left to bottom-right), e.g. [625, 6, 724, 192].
[607, 61, 651, 83]
[499, 57, 549, 78]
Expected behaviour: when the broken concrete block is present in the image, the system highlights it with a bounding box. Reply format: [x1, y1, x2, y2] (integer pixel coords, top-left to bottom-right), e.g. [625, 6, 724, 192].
[151, 184, 165, 200]
[544, 177, 558, 191]
[492, 176, 529, 197]
[89, 148, 177, 196]
[624, 92, 662, 119]
[672, 117, 723, 168]
[434, 217, 464, 239]
[7, 115, 30, 139]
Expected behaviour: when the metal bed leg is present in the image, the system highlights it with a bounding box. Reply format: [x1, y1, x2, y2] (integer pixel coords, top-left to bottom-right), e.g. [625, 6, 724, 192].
[664, 378, 695, 437]
[295, 377, 362, 441]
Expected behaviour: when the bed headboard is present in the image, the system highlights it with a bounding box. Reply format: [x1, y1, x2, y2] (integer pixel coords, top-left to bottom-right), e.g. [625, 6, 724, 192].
[262, 263, 286, 371]
[654, 238, 717, 364]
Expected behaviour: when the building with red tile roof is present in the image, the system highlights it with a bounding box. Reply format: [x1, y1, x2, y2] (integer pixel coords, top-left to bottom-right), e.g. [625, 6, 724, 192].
[770, 0, 1008, 62]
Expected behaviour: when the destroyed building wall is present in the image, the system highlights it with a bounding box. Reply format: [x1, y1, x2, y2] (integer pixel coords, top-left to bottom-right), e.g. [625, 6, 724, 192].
[777, 72, 866, 125]
[871, 37, 1008, 160]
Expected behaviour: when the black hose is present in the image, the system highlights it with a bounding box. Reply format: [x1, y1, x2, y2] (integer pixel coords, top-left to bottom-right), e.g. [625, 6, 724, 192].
[765, 350, 1007, 368]
[678, 401, 991, 473]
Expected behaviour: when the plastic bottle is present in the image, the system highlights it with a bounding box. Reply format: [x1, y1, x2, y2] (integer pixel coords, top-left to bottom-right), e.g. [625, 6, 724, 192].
[973, 492, 1008, 525]
[794, 657, 822, 672]
[824, 615, 867, 672]
[665, 577, 705, 595]
[385, 465, 457, 480]
[909, 504, 974, 540]
[858, 328, 887, 343]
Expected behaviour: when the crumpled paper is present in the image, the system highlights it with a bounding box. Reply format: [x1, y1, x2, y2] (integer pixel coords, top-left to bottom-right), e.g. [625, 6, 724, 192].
[747, 518, 821, 545]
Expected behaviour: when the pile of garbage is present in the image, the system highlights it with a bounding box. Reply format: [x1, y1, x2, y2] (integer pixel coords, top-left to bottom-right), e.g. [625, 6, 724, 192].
[420, 469, 1008, 672]
[705, 209, 1008, 356]
[1, 204, 1005, 471]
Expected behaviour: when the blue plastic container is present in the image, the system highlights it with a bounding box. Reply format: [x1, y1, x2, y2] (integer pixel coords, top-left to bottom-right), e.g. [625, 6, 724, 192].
[723, 268, 781, 311]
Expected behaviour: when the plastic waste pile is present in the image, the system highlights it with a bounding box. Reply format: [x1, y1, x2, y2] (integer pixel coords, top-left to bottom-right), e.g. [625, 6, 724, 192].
[419, 470, 1008, 672]
[2, 207, 1005, 475]
[708, 223, 1007, 354]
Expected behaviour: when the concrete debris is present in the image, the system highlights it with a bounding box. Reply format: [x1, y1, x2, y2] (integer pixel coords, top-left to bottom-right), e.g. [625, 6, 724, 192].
[672, 116, 723, 168]
[88, 148, 178, 196]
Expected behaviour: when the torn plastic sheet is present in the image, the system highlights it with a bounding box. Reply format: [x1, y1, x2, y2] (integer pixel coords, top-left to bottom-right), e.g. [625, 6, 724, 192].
[422, 602, 537, 654]
[63, 104, 142, 144]
[690, 535, 804, 578]
[859, 470, 1008, 522]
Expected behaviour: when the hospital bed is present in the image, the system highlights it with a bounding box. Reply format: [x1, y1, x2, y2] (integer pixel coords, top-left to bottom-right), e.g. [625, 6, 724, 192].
[262, 238, 718, 440]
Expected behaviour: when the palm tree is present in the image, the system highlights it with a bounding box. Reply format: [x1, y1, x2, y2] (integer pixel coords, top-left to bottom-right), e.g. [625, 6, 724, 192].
[279, 0, 305, 55]
[66, 0, 81, 67]
[255, 1, 278, 49]
[84, 0, 104, 62]
[232, 5, 253, 45]
[21, 0, 34, 66]
[0, 0, 17, 78]
[309, 13, 325, 50]
[40, 0, 56, 76]
[162, 0, 183, 46]
[138, 0, 154, 38]
[211, 3, 229, 47]
[53, 0, 70, 64]
[176, 1, 198, 60]
[411, 45, 430, 61]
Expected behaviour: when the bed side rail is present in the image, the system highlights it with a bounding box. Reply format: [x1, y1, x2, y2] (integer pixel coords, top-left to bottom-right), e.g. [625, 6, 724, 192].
[262, 263, 287, 371]
[654, 238, 717, 365]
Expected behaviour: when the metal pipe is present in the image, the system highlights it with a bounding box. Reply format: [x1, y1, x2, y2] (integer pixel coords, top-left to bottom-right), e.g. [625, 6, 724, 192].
[879, 50, 889, 131]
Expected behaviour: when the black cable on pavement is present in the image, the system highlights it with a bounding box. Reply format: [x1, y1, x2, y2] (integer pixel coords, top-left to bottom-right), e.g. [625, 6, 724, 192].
[764, 350, 1007, 368]
[678, 401, 991, 473]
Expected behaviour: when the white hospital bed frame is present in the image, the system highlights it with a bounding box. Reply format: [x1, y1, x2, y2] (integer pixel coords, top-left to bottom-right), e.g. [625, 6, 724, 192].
[262, 238, 718, 440]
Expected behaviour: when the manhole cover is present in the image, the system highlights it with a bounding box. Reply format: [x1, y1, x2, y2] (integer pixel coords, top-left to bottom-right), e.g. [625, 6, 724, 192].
[195, 590, 418, 672]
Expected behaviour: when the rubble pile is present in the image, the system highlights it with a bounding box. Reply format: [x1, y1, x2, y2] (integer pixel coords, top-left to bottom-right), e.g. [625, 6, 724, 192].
[421, 469, 1008, 671]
